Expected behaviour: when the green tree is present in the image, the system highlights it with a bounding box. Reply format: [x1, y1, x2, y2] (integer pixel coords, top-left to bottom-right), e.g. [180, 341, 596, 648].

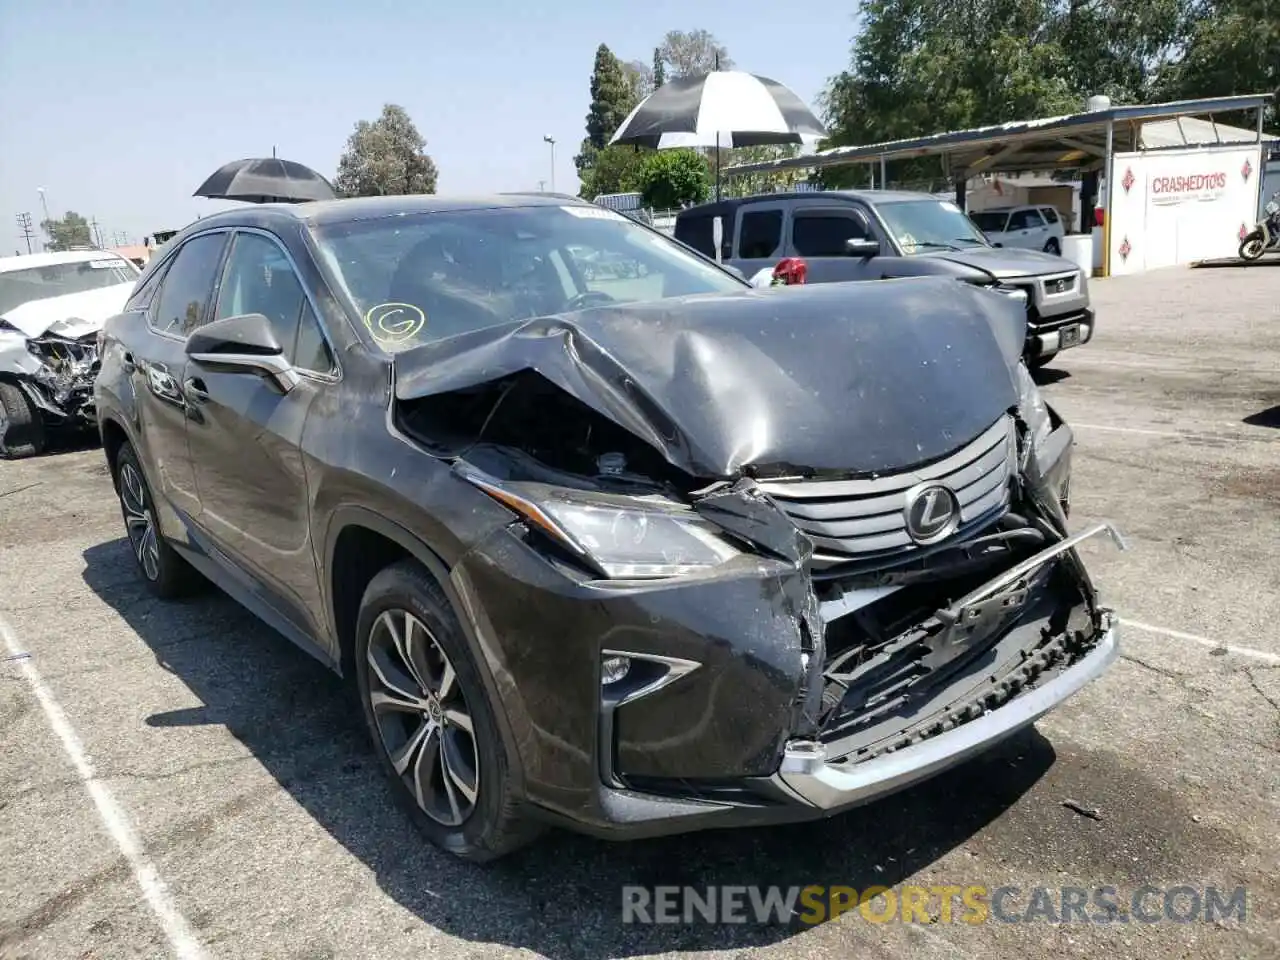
[576, 44, 640, 183]
[636, 149, 710, 209]
[579, 145, 647, 199]
[652, 47, 667, 88]
[657, 29, 732, 78]
[335, 104, 438, 197]
[1167, 0, 1280, 122]
[41, 212, 92, 251]
[727, 145, 806, 196]
[584, 44, 638, 151]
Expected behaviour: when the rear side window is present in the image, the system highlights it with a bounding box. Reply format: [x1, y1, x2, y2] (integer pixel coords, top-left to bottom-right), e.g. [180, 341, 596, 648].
[792, 211, 869, 257]
[738, 209, 783, 259]
[150, 233, 227, 337]
[674, 214, 715, 257]
[1040, 206, 1060, 224]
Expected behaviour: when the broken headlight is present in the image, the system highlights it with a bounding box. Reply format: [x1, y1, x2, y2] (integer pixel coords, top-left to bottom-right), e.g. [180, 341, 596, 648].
[1015, 361, 1052, 456]
[465, 472, 741, 579]
[537, 496, 741, 578]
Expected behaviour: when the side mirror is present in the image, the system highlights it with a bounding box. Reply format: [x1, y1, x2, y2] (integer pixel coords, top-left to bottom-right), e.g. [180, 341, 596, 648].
[185, 313, 299, 393]
[844, 237, 880, 258]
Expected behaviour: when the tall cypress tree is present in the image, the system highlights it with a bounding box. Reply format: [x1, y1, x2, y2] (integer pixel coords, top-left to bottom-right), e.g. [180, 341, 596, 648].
[652, 47, 667, 89]
[584, 44, 637, 151]
[576, 44, 639, 183]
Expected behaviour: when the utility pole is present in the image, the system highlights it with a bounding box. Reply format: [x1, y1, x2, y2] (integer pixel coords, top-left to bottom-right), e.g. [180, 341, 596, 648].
[91, 217, 104, 247]
[36, 187, 52, 247]
[543, 135, 556, 193]
[16, 212, 34, 254]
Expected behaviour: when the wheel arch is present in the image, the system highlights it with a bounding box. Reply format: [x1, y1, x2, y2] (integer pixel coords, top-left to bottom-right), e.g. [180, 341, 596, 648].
[322, 506, 525, 788]
[99, 416, 131, 488]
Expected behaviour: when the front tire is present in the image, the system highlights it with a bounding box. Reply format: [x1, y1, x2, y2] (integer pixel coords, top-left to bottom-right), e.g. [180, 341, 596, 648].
[114, 443, 198, 598]
[1239, 231, 1265, 261]
[0, 381, 46, 460]
[1044, 237, 1061, 256]
[354, 560, 542, 862]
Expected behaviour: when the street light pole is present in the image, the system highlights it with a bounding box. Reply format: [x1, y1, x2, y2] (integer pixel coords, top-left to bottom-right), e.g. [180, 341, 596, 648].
[543, 136, 556, 193]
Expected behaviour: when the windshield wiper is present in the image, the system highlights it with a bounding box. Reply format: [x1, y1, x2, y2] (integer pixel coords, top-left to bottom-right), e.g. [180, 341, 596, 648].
[951, 237, 986, 246]
[906, 241, 961, 251]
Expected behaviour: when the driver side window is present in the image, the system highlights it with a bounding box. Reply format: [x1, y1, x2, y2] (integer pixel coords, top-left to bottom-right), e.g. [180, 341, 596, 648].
[214, 232, 334, 374]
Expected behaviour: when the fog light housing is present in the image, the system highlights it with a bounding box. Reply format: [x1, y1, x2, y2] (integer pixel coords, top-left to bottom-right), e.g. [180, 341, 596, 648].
[601, 655, 632, 686]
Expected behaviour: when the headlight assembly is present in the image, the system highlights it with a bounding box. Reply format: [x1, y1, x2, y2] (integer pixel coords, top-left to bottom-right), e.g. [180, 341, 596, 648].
[465, 474, 741, 579]
[1014, 361, 1052, 456]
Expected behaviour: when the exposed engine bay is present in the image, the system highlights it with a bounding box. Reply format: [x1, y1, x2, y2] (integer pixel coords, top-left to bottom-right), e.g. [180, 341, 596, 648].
[1, 329, 100, 425]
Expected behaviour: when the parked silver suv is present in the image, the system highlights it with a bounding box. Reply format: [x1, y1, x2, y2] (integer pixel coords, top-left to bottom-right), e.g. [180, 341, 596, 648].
[675, 190, 1094, 367]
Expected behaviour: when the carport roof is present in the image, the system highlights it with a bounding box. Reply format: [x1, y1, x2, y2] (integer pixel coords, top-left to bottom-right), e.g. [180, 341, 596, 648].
[726, 94, 1275, 177]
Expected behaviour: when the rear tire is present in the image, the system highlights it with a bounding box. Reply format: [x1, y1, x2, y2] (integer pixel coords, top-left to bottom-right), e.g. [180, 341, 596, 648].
[114, 442, 199, 598]
[0, 381, 46, 460]
[354, 559, 543, 862]
[1238, 231, 1265, 262]
[1044, 237, 1061, 256]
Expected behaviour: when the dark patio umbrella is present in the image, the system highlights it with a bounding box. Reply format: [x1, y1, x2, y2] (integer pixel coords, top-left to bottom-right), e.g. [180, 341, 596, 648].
[609, 70, 826, 198]
[194, 158, 337, 204]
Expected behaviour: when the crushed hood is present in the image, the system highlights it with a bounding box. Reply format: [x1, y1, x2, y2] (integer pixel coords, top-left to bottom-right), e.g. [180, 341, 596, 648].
[394, 277, 1023, 479]
[0, 283, 134, 338]
[923, 246, 1076, 280]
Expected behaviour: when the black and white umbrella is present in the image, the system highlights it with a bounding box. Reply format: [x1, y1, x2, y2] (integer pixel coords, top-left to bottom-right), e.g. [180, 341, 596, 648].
[609, 71, 827, 151]
[194, 157, 337, 204]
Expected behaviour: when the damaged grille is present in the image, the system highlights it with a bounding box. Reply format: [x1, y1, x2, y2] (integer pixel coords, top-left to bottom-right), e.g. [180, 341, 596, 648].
[755, 416, 1016, 570]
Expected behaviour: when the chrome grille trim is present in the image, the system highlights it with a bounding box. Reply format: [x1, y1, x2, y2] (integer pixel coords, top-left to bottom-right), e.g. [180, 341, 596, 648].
[757, 416, 1016, 568]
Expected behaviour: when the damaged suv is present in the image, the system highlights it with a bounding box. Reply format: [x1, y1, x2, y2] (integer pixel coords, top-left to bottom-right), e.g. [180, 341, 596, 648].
[95, 195, 1123, 861]
[0, 250, 140, 458]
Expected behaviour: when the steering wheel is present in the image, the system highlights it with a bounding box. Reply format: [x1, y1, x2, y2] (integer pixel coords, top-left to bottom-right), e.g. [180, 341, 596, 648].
[564, 290, 617, 311]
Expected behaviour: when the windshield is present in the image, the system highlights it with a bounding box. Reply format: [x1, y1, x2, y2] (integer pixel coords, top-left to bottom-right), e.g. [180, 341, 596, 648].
[877, 200, 990, 254]
[968, 211, 1009, 233]
[0, 257, 139, 316]
[311, 205, 746, 352]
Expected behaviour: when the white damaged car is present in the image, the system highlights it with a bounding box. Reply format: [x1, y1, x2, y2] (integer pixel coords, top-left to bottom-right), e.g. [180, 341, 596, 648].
[0, 250, 139, 458]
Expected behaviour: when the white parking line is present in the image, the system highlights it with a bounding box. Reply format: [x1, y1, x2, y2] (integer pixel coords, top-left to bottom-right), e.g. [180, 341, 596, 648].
[1072, 422, 1276, 443]
[1119, 617, 1280, 665]
[0, 615, 208, 960]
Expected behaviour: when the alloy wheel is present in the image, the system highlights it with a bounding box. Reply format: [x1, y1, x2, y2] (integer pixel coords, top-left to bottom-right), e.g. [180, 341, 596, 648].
[366, 608, 479, 827]
[119, 461, 160, 581]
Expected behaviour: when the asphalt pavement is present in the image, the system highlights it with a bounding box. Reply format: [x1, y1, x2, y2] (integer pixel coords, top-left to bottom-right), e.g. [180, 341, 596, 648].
[1, 261, 1278, 960]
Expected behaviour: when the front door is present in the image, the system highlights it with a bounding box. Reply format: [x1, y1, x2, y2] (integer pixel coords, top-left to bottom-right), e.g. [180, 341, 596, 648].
[183, 230, 338, 639]
[786, 206, 882, 283]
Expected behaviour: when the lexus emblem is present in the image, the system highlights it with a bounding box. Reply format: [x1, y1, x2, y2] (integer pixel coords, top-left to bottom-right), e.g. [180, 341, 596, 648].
[903, 484, 960, 544]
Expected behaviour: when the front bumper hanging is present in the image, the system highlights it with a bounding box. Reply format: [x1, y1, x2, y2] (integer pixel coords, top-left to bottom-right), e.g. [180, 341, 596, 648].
[773, 521, 1126, 812]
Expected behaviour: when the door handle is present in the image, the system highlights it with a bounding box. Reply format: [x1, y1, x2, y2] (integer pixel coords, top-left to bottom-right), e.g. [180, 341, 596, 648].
[183, 377, 210, 403]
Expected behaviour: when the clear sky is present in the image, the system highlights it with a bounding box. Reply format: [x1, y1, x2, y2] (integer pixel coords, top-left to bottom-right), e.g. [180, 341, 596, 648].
[0, 0, 857, 251]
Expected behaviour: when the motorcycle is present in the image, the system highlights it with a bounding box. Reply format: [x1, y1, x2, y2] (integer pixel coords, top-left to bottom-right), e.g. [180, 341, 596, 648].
[1239, 190, 1280, 261]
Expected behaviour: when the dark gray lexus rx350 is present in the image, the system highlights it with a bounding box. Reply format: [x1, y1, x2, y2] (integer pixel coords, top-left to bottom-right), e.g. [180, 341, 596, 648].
[94, 194, 1124, 861]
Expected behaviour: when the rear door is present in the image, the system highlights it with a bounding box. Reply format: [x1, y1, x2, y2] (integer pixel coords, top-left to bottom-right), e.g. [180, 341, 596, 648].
[785, 203, 882, 283]
[130, 231, 230, 528]
[727, 202, 787, 281]
[183, 228, 337, 638]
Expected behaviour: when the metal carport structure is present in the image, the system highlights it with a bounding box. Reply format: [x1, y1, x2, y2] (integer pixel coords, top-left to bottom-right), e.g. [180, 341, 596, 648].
[725, 94, 1274, 275]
